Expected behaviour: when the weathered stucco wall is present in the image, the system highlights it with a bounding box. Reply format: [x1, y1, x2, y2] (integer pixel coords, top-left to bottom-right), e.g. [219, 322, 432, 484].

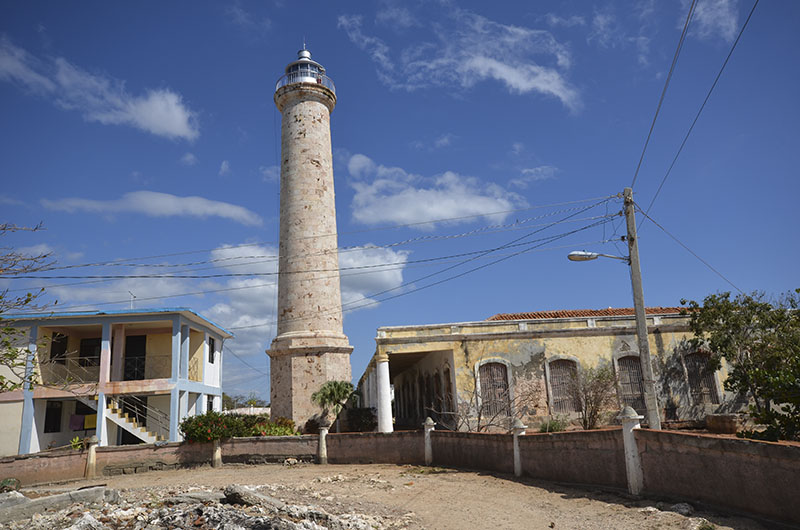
[637, 429, 800, 523]
[431, 431, 514, 474]
[0, 401, 23, 457]
[326, 431, 424, 465]
[519, 429, 626, 488]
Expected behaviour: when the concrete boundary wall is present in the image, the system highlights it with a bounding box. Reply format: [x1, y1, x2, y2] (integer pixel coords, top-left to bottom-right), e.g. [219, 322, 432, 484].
[431, 431, 513, 474]
[327, 431, 424, 464]
[0, 429, 798, 524]
[518, 428, 626, 489]
[636, 429, 800, 523]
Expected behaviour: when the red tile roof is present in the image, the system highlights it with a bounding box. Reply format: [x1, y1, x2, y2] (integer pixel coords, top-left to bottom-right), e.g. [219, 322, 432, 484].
[487, 307, 685, 321]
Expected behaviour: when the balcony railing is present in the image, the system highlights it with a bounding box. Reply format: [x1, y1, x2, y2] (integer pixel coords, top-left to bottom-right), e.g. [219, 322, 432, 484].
[275, 72, 336, 95]
[39, 354, 173, 385]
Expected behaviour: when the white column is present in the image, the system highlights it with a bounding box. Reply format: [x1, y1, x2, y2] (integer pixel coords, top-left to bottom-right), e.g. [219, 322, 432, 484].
[318, 421, 329, 465]
[618, 406, 644, 495]
[97, 392, 108, 446]
[99, 322, 111, 384]
[512, 419, 528, 477]
[423, 417, 435, 465]
[376, 354, 393, 433]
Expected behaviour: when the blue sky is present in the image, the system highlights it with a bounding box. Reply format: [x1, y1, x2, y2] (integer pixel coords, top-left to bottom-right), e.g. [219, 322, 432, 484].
[1, 1, 798, 401]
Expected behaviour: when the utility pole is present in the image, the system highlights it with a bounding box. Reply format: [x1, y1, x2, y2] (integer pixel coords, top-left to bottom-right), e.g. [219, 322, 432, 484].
[623, 187, 661, 429]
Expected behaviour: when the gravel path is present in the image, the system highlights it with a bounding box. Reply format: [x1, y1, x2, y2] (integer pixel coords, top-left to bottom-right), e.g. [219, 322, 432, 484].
[22, 463, 768, 529]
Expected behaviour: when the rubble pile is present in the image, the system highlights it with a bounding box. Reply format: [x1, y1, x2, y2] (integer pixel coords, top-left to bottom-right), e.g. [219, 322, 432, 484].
[0, 483, 415, 530]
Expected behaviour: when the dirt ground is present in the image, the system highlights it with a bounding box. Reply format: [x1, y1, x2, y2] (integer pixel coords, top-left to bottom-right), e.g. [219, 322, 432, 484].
[28, 462, 772, 530]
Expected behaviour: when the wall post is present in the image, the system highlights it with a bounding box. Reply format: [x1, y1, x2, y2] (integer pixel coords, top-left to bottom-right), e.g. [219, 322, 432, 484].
[85, 435, 99, 479]
[423, 416, 436, 465]
[318, 418, 330, 465]
[212, 439, 222, 468]
[618, 406, 644, 495]
[512, 418, 527, 478]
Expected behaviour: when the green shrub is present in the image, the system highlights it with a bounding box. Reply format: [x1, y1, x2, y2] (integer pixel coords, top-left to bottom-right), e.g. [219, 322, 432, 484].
[179, 412, 298, 442]
[539, 416, 568, 433]
[252, 417, 298, 437]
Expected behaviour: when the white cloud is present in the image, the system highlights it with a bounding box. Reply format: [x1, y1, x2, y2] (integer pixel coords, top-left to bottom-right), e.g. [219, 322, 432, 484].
[545, 14, 586, 28]
[339, 245, 409, 308]
[219, 160, 231, 176]
[226, 3, 272, 35]
[339, 8, 580, 111]
[180, 152, 198, 166]
[376, 3, 418, 29]
[684, 0, 738, 42]
[41, 190, 263, 226]
[259, 165, 279, 182]
[434, 133, 455, 148]
[509, 165, 559, 188]
[511, 142, 525, 155]
[0, 195, 24, 206]
[0, 38, 199, 140]
[348, 153, 525, 230]
[588, 12, 617, 48]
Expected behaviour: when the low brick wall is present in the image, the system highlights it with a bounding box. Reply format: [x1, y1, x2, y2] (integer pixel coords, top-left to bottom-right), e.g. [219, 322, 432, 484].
[326, 431, 424, 465]
[97, 442, 211, 477]
[0, 449, 87, 486]
[223, 436, 317, 464]
[637, 429, 800, 523]
[431, 431, 513, 474]
[519, 428, 626, 489]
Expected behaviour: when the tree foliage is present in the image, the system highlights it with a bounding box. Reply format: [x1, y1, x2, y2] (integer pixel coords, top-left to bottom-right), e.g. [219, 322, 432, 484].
[222, 392, 268, 410]
[311, 380, 354, 419]
[0, 223, 54, 392]
[567, 364, 618, 430]
[682, 290, 800, 441]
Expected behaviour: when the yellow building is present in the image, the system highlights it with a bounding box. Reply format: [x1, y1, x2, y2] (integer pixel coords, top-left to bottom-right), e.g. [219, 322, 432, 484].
[359, 307, 736, 431]
[0, 308, 231, 456]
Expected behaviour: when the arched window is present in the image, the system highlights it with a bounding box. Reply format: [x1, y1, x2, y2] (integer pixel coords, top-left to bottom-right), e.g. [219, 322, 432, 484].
[548, 359, 581, 414]
[617, 356, 646, 413]
[685, 353, 720, 405]
[479, 362, 511, 417]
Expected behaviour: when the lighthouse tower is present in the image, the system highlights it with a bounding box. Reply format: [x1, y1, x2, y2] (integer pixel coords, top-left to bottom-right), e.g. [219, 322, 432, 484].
[268, 48, 353, 430]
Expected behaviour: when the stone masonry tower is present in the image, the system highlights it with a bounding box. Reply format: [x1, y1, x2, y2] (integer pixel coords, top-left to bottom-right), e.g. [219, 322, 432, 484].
[268, 48, 353, 430]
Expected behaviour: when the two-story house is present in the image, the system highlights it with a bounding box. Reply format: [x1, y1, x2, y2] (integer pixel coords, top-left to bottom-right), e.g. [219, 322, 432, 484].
[0, 308, 232, 456]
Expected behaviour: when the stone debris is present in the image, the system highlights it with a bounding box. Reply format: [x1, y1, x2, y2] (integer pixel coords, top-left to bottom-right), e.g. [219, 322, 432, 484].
[668, 502, 695, 516]
[3, 483, 415, 529]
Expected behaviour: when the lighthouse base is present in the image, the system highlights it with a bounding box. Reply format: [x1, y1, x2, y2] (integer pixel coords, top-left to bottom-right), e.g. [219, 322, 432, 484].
[267, 336, 353, 432]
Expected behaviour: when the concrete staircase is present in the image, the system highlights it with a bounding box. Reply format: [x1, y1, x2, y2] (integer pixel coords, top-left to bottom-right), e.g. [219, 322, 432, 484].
[105, 398, 165, 444]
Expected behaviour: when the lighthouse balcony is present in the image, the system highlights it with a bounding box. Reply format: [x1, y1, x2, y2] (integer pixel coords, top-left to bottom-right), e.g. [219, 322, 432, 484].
[276, 72, 336, 95]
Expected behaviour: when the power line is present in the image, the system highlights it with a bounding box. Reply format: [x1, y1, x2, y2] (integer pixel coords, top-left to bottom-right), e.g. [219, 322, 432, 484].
[231, 211, 616, 331]
[3, 211, 619, 281]
[24, 194, 615, 271]
[223, 343, 269, 377]
[641, 0, 760, 224]
[35, 208, 614, 273]
[630, 0, 697, 189]
[28, 237, 620, 313]
[633, 203, 743, 294]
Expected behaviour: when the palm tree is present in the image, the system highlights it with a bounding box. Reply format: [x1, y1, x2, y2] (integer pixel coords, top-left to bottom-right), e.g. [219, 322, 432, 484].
[311, 380, 354, 432]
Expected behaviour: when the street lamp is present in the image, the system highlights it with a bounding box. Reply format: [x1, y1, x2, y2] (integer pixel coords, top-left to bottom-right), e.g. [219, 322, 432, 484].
[567, 187, 661, 430]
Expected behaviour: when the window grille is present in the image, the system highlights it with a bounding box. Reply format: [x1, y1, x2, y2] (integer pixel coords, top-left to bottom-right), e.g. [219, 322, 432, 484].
[479, 362, 511, 417]
[549, 359, 581, 414]
[617, 356, 646, 413]
[685, 353, 720, 405]
[79, 338, 101, 367]
[443, 367, 454, 413]
[417, 375, 425, 417]
[208, 337, 216, 364]
[434, 371, 443, 412]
